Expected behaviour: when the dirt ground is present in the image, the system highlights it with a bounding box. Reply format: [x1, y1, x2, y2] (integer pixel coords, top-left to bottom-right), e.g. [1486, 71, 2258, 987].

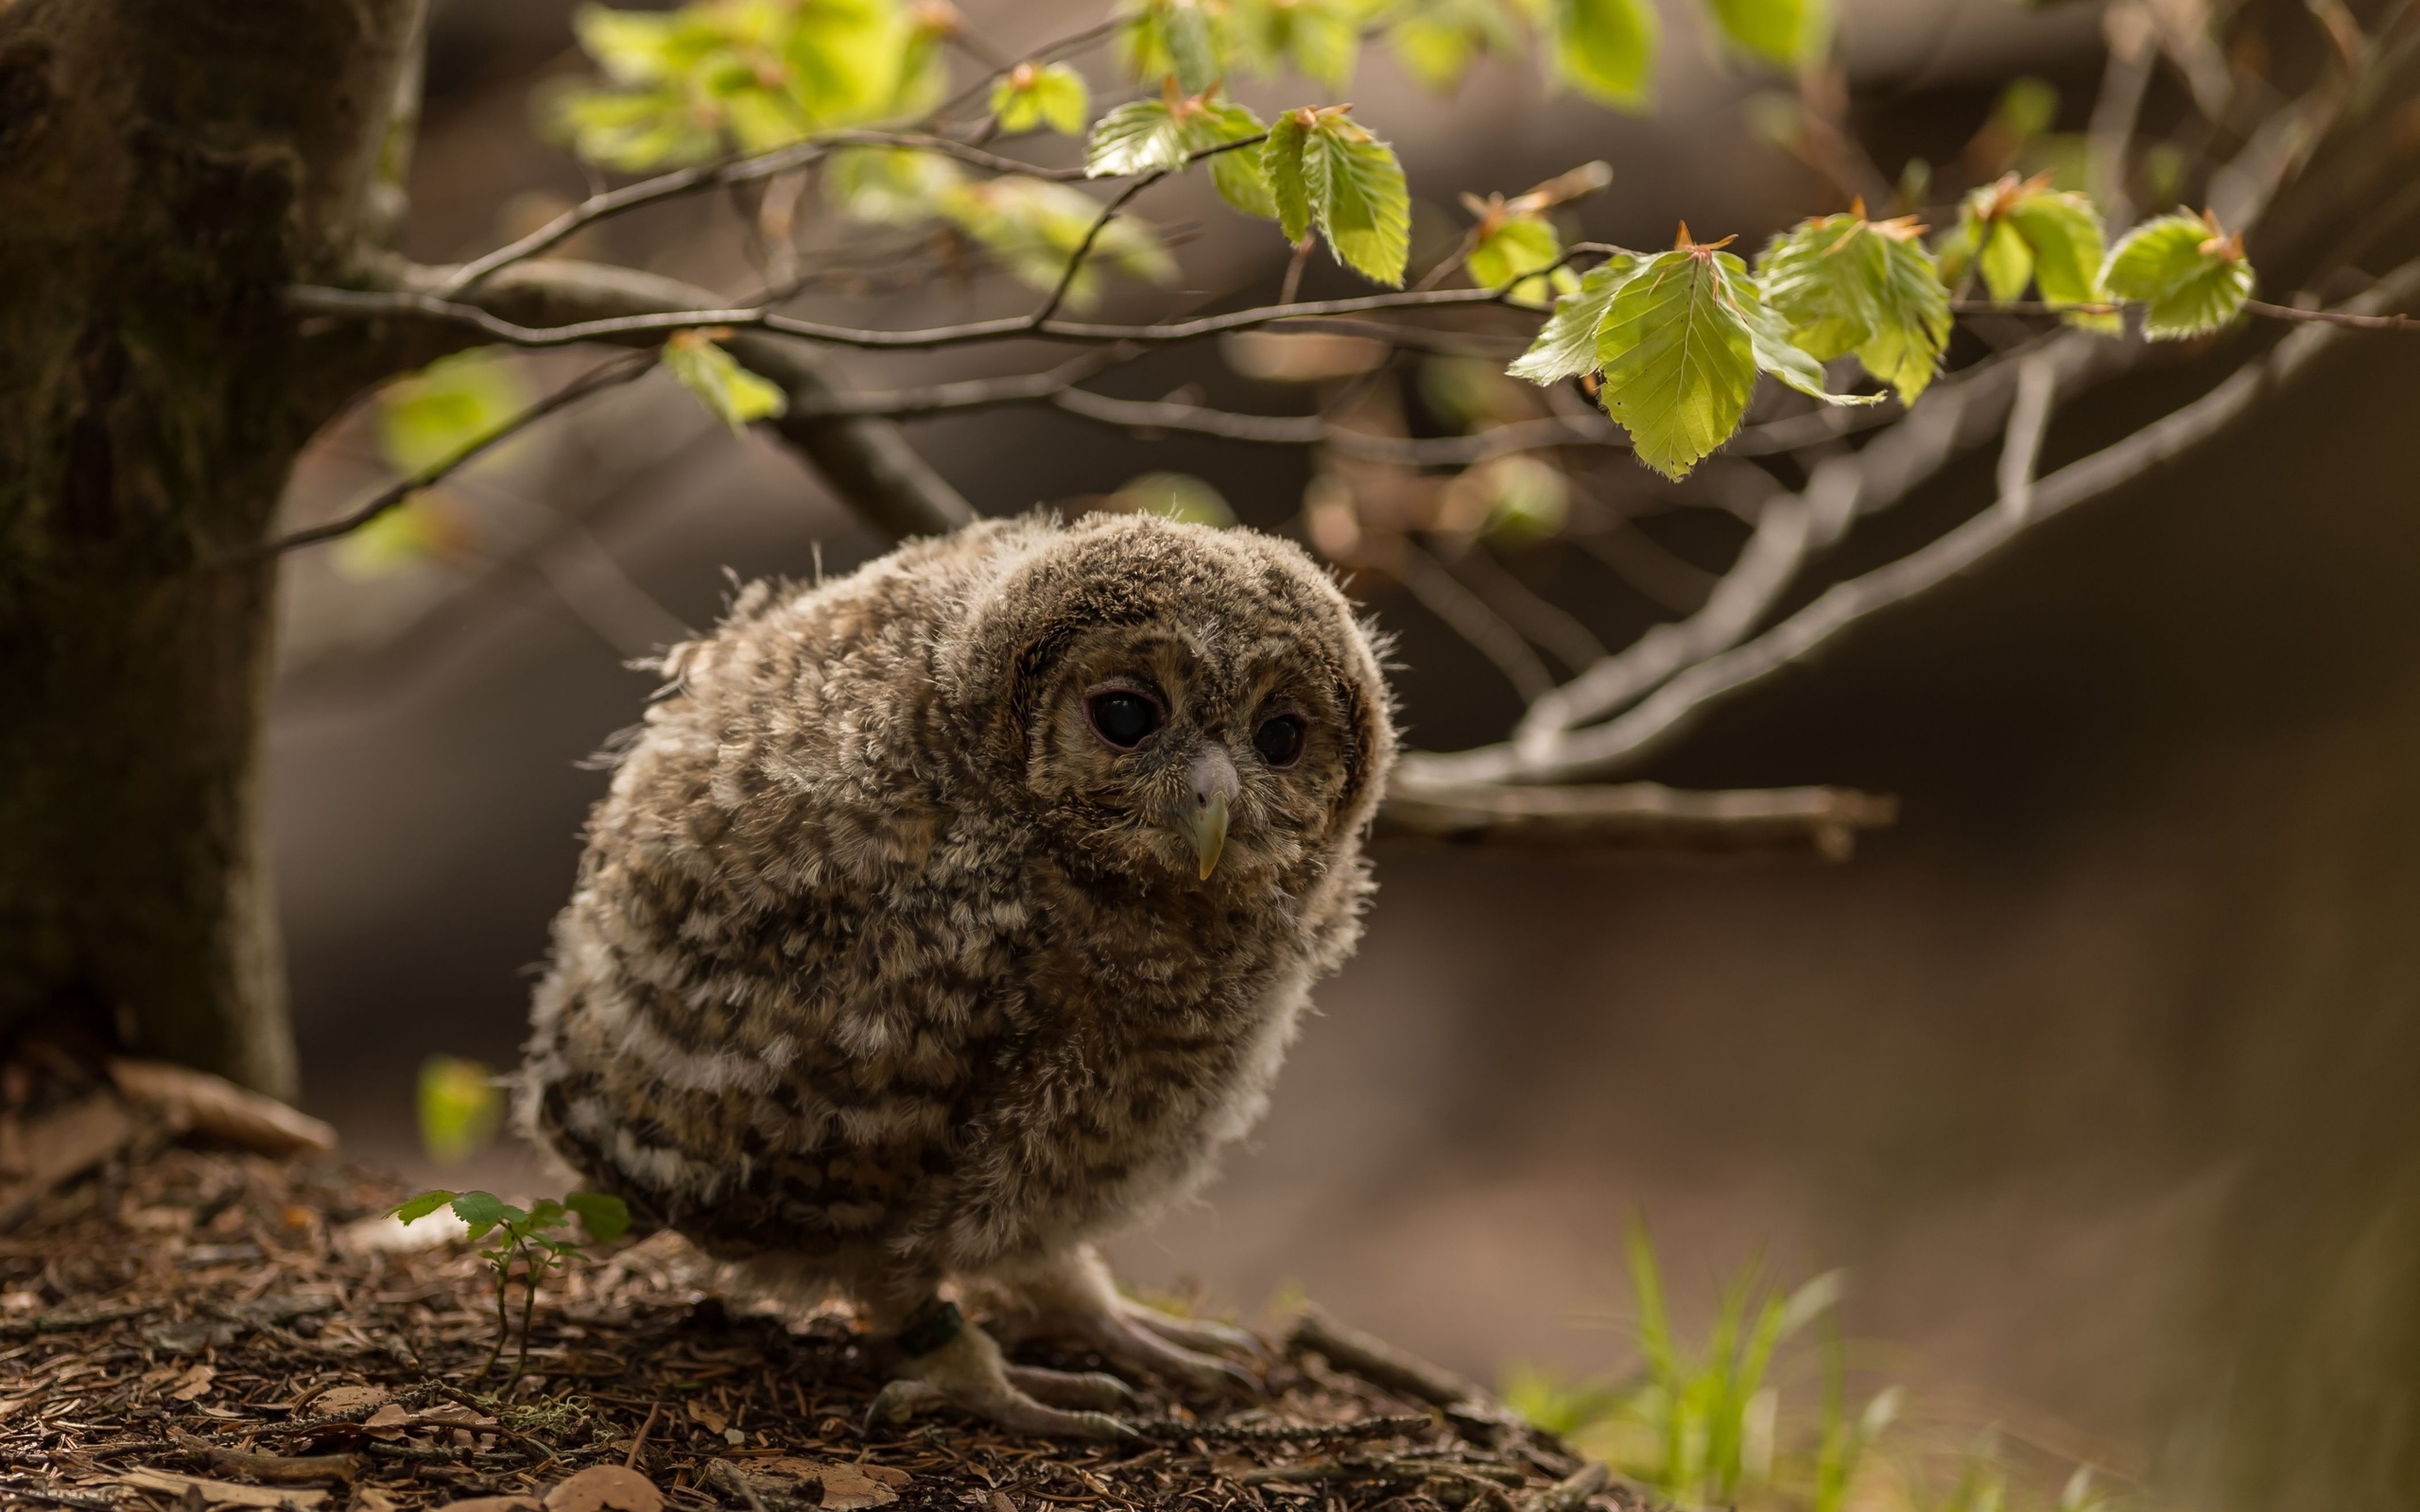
[0, 1143, 1623, 1512]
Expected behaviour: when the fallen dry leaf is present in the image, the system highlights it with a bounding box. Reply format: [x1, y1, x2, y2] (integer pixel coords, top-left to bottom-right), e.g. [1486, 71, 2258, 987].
[118, 1469, 330, 1509]
[436, 1499, 542, 1512]
[744, 1458, 907, 1510]
[170, 1364, 217, 1402]
[686, 1399, 728, 1435]
[311, 1384, 391, 1417]
[361, 1403, 412, 1431]
[542, 1465, 664, 1512]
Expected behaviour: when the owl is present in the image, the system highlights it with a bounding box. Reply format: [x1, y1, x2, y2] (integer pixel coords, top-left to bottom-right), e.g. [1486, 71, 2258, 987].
[516, 511, 1396, 1437]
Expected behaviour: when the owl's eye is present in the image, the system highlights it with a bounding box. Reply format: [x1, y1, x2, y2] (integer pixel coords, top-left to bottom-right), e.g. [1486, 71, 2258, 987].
[1253, 713, 1306, 769]
[1085, 688, 1165, 750]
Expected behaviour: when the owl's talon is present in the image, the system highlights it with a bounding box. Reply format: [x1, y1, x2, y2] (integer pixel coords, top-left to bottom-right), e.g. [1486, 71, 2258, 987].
[887, 1314, 1140, 1441]
[1128, 1306, 1270, 1362]
[1008, 1366, 1140, 1412]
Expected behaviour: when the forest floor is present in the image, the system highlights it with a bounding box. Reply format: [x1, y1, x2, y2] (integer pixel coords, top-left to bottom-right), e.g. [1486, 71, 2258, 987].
[0, 1143, 1623, 1512]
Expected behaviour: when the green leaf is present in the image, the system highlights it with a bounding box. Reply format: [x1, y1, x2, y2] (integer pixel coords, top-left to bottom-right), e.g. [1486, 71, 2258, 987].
[664, 331, 789, 431]
[416, 1055, 507, 1166]
[565, 1192, 634, 1244]
[449, 1191, 513, 1241]
[378, 352, 529, 476]
[940, 178, 1177, 303]
[1509, 252, 1641, 384]
[2005, 188, 2108, 318]
[526, 1199, 567, 1230]
[993, 61, 1090, 135]
[1087, 91, 1272, 218]
[825, 146, 964, 225]
[1592, 247, 1760, 478]
[394, 1191, 457, 1225]
[1112, 472, 1238, 526]
[1467, 214, 1565, 308]
[1979, 216, 2033, 303]
[1757, 214, 1950, 403]
[1701, 0, 1831, 68]
[1388, 0, 1522, 91]
[1297, 108, 1411, 285]
[1086, 96, 1190, 177]
[2101, 212, 2255, 338]
[1230, 0, 1360, 89]
[1265, 111, 1313, 246]
[1553, 0, 1658, 109]
[1122, 0, 1222, 92]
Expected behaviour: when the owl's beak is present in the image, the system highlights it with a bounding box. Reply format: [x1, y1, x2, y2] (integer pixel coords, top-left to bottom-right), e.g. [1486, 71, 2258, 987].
[1174, 746, 1240, 880]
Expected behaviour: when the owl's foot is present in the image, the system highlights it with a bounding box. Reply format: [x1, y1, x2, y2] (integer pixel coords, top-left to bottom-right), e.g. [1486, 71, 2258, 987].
[987, 1246, 1266, 1400]
[867, 1306, 1138, 1441]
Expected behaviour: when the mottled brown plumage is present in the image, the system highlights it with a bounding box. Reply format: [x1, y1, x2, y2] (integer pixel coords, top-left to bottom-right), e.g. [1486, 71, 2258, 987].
[517, 512, 1395, 1435]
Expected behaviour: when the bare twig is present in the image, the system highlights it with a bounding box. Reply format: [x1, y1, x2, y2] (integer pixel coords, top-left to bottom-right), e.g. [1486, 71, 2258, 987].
[1392, 541, 1556, 700]
[2088, 2, 2159, 227]
[1995, 350, 2060, 524]
[1374, 781, 1898, 860]
[290, 281, 1522, 353]
[243, 352, 658, 559]
[1416, 256, 2420, 783]
[2240, 299, 2420, 333]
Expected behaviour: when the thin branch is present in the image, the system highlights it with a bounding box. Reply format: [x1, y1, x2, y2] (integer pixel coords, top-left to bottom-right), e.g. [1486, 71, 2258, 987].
[240, 352, 658, 560]
[1432, 540, 1610, 673]
[290, 281, 1520, 352]
[434, 130, 1105, 297]
[1032, 170, 1168, 325]
[1375, 780, 1899, 860]
[2241, 298, 2420, 333]
[1497, 334, 2110, 763]
[1996, 349, 2059, 524]
[1392, 541, 1556, 701]
[2088, 2, 2159, 227]
[1401, 255, 2420, 787]
[424, 258, 978, 540]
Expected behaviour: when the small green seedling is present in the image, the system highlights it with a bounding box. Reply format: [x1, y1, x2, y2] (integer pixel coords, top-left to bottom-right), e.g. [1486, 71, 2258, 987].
[394, 1188, 631, 1381]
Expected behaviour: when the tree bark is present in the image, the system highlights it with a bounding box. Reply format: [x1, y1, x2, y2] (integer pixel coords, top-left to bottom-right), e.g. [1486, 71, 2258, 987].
[0, 0, 426, 1096]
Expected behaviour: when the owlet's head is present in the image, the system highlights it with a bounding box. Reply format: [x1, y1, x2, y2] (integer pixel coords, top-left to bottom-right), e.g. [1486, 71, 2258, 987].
[947, 513, 1395, 889]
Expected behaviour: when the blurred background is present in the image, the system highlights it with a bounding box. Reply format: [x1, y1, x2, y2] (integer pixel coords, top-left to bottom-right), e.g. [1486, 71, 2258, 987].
[265, 2, 2420, 1509]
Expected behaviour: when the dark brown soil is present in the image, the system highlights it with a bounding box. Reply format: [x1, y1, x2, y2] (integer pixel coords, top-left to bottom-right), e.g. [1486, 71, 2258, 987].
[0, 1146, 1626, 1512]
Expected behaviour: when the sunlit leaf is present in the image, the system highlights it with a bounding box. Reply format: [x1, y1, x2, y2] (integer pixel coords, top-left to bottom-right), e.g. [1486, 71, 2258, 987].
[1474, 455, 1572, 542]
[664, 330, 788, 430]
[941, 177, 1177, 302]
[379, 351, 528, 475]
[2102, 211, 2255, 338]
[1265, 111, 1314, 245]
[417, 1055, 506, 1166]
[1113, 472, 1238, 526]
[992, 60, 1090, 135]
[1388, 0, 1522, 91]
[565, 1191, 633, 1243]
[1272, 106, 1411, 285]
[1088, 89, 1273, 215]
[1979, 216, 2032, 302]
[1229, 0, 1360, 88]
[1701, 0, 1830, 67]
[1508, 252, 1640, 384]
[1757, 213, 1949, 402]
[1087, 96, 1192, 176]
[1553, 0, 1658, 109]
[1121, 0, 1223, 92]
[395, 1190, 458, 1225]
[1467, 213, 1564, 307]
[825, 146, 965, 224]
[1591, 246, 1760, 478]
[2005, 188, 2108, 319]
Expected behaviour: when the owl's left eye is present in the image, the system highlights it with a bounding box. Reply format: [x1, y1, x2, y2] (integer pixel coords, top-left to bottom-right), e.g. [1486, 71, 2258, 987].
[1253, 713, 1306, 769]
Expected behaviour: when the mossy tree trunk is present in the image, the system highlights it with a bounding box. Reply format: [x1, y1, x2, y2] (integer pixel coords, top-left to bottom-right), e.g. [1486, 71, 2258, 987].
[0, 0, 426, 1097]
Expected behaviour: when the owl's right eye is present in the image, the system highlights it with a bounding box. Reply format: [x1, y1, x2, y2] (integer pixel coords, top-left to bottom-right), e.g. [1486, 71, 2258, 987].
[1085, 688, 1166, 750]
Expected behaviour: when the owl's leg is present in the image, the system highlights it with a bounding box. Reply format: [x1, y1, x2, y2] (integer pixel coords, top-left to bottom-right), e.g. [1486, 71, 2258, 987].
[862, 1282, 1137, 1440]
[983, 1245, 1263, 1398]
